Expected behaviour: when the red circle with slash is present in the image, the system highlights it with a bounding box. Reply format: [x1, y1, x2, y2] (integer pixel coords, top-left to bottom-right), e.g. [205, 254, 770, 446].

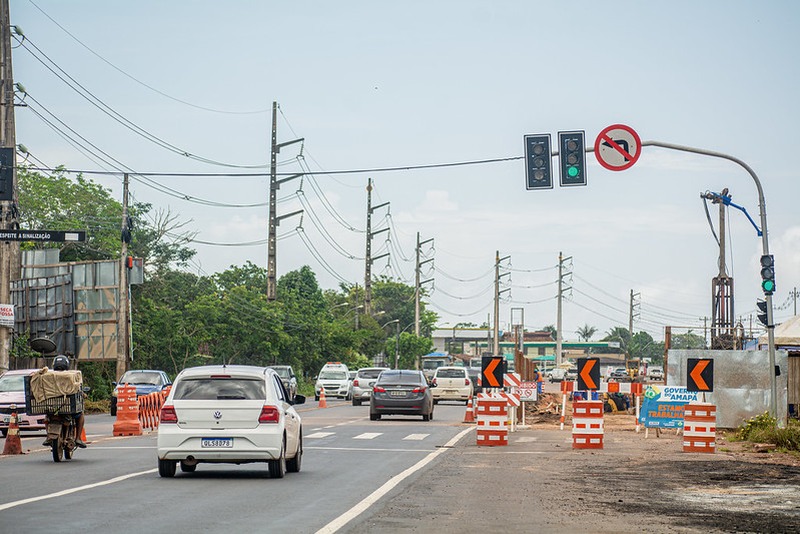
[594, 124, 642, 171]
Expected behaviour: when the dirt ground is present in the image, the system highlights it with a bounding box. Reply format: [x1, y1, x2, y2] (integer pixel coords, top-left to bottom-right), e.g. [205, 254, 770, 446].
[347, 394, 800, 533]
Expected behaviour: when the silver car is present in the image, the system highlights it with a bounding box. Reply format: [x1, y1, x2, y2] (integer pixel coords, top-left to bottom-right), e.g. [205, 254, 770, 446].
[157, 365, 305, 478]
[351, 367, 390, 406]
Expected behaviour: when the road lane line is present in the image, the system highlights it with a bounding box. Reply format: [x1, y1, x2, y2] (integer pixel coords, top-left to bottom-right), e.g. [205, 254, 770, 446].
[315, 426, 474, 534]
[0, 469, 157, 511]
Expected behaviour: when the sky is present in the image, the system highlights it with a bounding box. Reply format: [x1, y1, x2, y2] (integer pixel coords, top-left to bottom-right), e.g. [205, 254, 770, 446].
[10, 0, 800, 343]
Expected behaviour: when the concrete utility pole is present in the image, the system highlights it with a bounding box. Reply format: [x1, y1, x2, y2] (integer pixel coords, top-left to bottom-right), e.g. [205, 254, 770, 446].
[117, 174, 130, 380]
[556, 252, 572, 367]
[493, 251, 510, 355]
[266, 101, 303, 301]
[791, 287, 798, 316]
[0, 0, 17, 372]
[364, 178, 389, 316]
[414, 232, 434, 338]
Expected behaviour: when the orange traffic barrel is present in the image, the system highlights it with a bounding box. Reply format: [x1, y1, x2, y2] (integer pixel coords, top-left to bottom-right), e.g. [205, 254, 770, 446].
[572, 400, 604, 450]
[113, 384, 143, 436]
[683, 403, 716, 453]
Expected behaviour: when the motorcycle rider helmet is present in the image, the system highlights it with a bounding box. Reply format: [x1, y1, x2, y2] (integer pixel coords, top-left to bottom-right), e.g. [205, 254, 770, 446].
[53, 355, 70, 371]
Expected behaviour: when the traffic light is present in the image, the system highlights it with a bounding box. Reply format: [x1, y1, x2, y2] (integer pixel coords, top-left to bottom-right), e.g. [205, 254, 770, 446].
[756, 299, 769, 327]
[558, 131, 586, 186]
[760, 254, 776, 295]
[0, 147, 13, 201]
[524, 134, 553, 190]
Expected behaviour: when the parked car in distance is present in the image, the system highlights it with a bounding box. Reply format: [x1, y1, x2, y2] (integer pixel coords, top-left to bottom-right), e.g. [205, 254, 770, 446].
[314, 362, 351, 401]
[267, 365, 298, 398]
[648, 366, 664, 381]
[547, 368, 568, 383]
[156, 365, 305, 478]
[609, 368, 631, 382]
[111, 369, 172, 416]
[564, 367, 579, 381]
[431, 366, 472, 404]
[0, 369, 46, 437]
[351, 367, 390, 406]
[370, 370, 433, 421]
[465, 367, 482, 395]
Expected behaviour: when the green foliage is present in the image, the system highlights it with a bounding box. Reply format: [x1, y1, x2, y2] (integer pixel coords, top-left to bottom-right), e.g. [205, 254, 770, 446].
[385, 332, 434, 369]
[671, 330, 707, 350]
[576, 324, 597, 342]
[734, 413, 800, 450]
[601, 327, 631, 354]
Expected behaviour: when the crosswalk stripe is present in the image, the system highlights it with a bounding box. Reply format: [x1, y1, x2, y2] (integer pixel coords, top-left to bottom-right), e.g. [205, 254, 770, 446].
[353, 433, 382, 440]
[403, 434, 430, 441]
[306, 432, 336, 439]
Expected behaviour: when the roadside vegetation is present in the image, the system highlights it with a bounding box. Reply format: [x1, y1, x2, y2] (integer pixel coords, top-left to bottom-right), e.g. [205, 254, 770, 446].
[732, 412, 800, 451]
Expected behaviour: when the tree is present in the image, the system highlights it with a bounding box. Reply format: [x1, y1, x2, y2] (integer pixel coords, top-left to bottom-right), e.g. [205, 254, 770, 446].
[576, 324, 597, 342]
[601, 327, 632, 354]
[542, 325, 557, 340]
[671, 330, 707, 350]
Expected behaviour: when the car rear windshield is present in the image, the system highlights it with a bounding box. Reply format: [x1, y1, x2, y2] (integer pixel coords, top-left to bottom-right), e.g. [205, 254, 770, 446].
[120, 371, 163, 386]
[377, 372, 424, 386]
[173, 378, 266, 400]
[0, 374, 25, 393]
[319, 371, 347, 380]
[436, 369, 465, 379]
[271, 367, 291, 378]
[358, 369, 384, 379]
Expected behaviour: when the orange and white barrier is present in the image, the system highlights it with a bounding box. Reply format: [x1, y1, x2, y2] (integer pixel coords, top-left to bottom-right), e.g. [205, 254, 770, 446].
[113, 385, 143, 436]
[560, 381, 643, 395]
[138, 388, 170, 431]
[572, 400, 604, 450]
[476, 393, 508, 446]
[683, 403, 716, 453]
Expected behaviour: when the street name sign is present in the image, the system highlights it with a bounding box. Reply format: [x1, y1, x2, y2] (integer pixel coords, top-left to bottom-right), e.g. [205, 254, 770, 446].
[594, 124, 642, 171]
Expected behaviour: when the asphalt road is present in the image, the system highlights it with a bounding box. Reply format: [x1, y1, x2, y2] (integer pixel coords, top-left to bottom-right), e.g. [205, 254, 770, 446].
[0, 399, 474, 533]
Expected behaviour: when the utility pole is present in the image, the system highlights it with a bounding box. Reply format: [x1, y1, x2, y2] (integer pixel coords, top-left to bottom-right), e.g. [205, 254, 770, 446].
[117, 174, 130, 380]
[415, 232, 434, 338]
[493, 251, 511, 355]
[0, 0, 17, 372]
[266, 101, 303, 301]
[629, 290, 641, 337]
[556, 252, 572, 367]
[791, 287, 799, 316]
[364, 178, 389, 316]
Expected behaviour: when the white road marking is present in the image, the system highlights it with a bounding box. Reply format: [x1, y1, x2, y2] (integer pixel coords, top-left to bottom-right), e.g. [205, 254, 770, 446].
[306, 432, 336, 439]
[403, 434, 429, 441]
[353, 433, 382, 440]
[304, 446, 428, 453]
[0, 469, 157, 511]
[315, 426, 475, 534]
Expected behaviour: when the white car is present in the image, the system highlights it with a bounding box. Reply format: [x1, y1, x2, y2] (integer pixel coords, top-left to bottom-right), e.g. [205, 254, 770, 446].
[351, 367, 390, 406]
[156, 365, 305, 478]
[315, 362, 351, 400]
[430, 366, 472, 404]
[648, 367, 664, 381]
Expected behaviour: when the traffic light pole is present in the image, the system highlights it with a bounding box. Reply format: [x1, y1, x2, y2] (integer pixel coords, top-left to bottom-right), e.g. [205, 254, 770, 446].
[642, 140, 779, 424]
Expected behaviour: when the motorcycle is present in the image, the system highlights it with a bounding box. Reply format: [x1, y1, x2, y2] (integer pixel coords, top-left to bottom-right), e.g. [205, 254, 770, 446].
[43, 386, 89, 463]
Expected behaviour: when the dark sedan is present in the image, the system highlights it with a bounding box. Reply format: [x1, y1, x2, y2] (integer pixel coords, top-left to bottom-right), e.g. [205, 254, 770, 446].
[369, 370, 433, 421]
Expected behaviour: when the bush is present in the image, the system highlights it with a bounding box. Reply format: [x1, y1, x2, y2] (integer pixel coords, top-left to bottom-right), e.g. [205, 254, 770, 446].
[734, 412, 800, 450]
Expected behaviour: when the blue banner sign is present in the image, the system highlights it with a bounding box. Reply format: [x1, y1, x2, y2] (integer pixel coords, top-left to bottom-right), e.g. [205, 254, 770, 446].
[639, 386, 700, 428]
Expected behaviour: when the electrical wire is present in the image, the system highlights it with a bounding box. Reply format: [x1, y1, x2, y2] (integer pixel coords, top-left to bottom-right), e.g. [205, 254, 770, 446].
[25, 0, 271, 115]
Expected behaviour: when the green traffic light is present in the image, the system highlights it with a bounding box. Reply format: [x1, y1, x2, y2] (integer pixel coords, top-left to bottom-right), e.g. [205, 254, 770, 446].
[762, 279, 776, 293]
[568, 166, 579, 178]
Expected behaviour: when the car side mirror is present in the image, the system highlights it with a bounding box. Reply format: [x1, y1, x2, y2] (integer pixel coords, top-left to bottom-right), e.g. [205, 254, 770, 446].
[82, 386, 91, 393]
[112, 381, 117, 387]
[293, 394, 306, 406]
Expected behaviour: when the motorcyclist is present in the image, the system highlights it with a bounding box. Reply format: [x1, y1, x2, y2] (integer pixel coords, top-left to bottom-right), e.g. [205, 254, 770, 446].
[42, 355, 87, 448]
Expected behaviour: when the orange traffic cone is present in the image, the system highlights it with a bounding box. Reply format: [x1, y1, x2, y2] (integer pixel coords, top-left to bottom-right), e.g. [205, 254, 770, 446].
[80, 426, 88, 444]
[2, 410, 24, 455]
[463, 392, 475, 423]
[319, 389, 327, 408]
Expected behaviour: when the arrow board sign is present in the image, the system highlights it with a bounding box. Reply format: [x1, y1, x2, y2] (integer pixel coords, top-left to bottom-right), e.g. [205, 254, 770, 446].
[687, 358, 714, 392]
[594, 124, 642, 171]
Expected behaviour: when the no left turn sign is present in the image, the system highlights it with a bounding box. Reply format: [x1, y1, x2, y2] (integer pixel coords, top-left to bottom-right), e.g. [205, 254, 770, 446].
[594, 124, 642, 171]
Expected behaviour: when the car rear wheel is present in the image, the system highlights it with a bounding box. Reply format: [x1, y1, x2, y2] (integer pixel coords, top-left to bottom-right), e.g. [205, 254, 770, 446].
[268, 438, 287, 479]
[287, 434, 302, 473]
[370, 413, 380, 421]
[352, 399, 361, 406]
[158, 459, 177, 478]
[180, 461, 197, 473]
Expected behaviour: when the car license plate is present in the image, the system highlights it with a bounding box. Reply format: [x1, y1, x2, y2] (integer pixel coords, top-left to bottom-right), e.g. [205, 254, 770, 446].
[445, 389, 457, 395]
[201, 438, 233, 448]
[390, 390, 405, 397]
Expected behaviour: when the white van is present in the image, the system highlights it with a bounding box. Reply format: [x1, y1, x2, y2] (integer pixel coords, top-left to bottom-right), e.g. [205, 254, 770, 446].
[315, 362, 351, 401]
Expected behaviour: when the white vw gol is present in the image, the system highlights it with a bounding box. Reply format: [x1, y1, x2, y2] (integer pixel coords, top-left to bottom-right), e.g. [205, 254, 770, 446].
[157, 365, 305, 478]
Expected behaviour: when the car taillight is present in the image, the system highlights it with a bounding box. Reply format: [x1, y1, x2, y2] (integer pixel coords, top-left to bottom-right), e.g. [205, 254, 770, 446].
[431, 378, 438, 387]
[373, 386, 386, 393]
[465, 378, 471, 386]
[259, 405, 280, 424]
[160, 405, 178, 424]
[353, 379, 359, 387]
[412, 386, 427, 394]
